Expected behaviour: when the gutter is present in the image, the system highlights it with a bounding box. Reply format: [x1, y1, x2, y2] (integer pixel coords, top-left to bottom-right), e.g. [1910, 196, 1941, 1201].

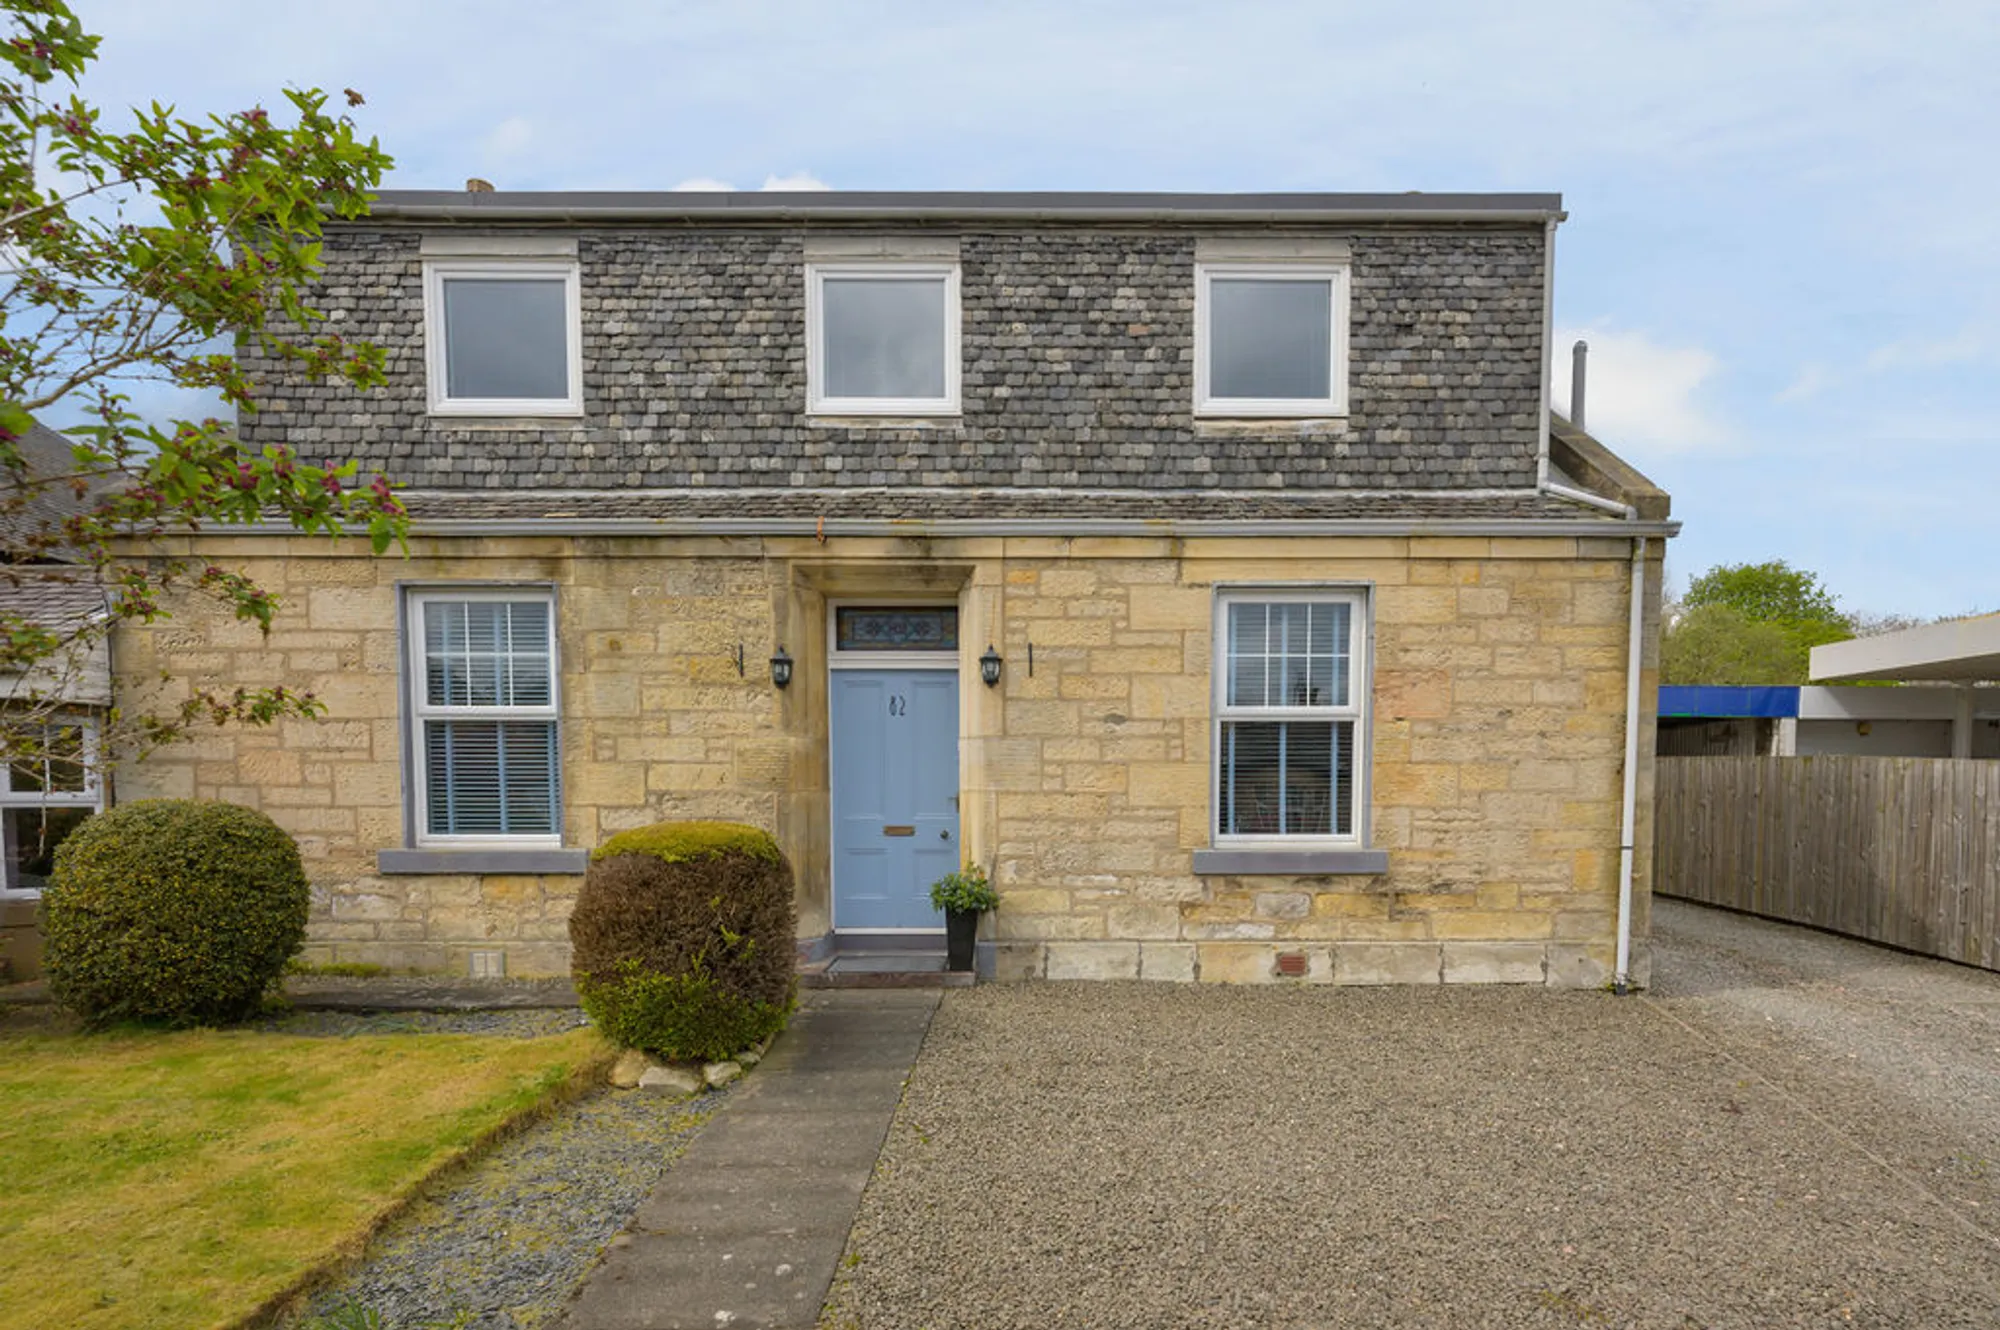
[366, 203, 1568, 227]
[1532, 335, 1656, 990]
[217, 515, 1679, 541]
[1541, 481, 1634, 519]
[1613, 536, 1647, 995]
[1536, 216, 1557, 489]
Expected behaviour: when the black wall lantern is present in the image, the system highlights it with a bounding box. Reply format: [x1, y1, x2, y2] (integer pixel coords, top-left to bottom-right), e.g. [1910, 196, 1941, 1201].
[769, 645, 793, 690]
[979, 644, 1003, 688]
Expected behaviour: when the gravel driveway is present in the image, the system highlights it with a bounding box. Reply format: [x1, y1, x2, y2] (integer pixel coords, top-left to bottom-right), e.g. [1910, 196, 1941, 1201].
[821, 901, 2000, 1329]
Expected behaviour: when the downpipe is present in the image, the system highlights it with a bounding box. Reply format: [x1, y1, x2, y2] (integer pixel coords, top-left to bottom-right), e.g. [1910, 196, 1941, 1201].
[1613, 536, 1647, 995]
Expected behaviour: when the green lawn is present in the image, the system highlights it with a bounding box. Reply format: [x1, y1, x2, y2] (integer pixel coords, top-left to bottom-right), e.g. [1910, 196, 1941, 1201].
[0, 1007, 608, 1330]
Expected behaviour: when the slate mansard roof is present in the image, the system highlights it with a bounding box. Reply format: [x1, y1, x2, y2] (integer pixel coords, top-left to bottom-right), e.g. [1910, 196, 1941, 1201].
[243, 189, 1671, 526]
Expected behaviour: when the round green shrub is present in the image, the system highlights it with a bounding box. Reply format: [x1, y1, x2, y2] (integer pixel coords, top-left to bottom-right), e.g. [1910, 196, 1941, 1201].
[42, 799, 310, 1027]
[571, 820, 796, 1061]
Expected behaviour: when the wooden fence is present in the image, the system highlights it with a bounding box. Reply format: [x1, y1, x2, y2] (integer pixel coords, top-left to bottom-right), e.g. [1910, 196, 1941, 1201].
[1655, 756, 2000, 971]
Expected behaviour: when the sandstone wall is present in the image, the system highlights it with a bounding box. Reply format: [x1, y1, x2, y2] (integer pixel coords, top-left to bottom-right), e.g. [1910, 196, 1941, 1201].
[114, 531, 1660, 985]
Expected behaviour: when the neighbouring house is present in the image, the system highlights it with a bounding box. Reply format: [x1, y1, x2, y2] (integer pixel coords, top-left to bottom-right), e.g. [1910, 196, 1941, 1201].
[1656, 686, 1795, 756]
[1, 423, 112, 980]
[1809, 614, 2000, 757]
[1659, 616, 2000, 760]
[1660, 684, 2000, 759]
[107, 189, 1675, 987]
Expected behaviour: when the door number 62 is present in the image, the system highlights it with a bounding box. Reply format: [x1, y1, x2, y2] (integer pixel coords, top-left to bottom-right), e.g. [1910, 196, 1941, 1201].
[887, 694, 907, 716]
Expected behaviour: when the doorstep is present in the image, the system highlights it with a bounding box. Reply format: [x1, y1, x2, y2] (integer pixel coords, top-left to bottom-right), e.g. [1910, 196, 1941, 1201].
[797, 933, 975, 990]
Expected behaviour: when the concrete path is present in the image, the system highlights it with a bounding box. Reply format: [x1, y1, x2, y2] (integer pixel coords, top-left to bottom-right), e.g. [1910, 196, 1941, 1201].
[559, 989, 939, 1330]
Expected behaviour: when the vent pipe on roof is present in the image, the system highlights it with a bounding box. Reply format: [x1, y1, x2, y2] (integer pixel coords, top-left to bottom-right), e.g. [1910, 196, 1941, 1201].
[1571, 339, 1588, 432]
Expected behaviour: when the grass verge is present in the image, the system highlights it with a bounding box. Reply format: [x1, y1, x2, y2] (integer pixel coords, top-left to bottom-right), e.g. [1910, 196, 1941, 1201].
[0, 1010, 610, 1330]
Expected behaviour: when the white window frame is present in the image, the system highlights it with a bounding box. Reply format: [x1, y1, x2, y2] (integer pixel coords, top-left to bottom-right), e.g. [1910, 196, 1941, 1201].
[406, 588, 563, 849]
[1193, 262, 1350, 418]
[805, 261, 962, 416]
[422, 258, 584, 417]
[1211, 589, 1368, 847]
[0, 716, 103, 897]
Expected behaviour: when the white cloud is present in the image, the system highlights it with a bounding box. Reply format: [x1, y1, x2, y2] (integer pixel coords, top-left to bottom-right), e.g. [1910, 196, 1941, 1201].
[1865, 325, 1991, 372]
[1551, 325, 1730, 455]
[670, 172, 832, 193]
[1775, 364, 1829, 403]
[478, 115, 534, 165]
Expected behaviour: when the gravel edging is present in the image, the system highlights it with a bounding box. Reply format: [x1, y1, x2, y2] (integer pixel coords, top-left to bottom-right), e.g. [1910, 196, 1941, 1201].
[286, 1040, 727, 1329]
[291, 1090, 727, 1330]
[257, 1008, 592, 1040]
[286, 976, 581, 1012]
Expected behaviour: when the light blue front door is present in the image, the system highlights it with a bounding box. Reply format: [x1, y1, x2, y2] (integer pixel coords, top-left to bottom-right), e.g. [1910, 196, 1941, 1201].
[830, 669, 960, 931]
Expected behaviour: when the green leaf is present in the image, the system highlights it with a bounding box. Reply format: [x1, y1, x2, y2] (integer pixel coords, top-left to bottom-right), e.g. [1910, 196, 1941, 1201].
[0, 2, 404, 753]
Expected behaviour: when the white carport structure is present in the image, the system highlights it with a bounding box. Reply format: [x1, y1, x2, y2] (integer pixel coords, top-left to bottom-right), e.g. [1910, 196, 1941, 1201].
[1810, 612, 2000, 758]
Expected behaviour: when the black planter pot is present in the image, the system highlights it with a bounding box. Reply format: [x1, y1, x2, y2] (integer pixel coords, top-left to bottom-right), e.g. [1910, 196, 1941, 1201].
[944, 907, 980, 972]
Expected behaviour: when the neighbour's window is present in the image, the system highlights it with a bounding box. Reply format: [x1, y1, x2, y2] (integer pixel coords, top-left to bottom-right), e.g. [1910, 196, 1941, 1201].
[1195, 263, 1349, 417]
[0, 719, 101, 894]
[407, 591, 562, 845]
[806, 263, 960, 415]
[423, 260, 582, 415]
[1214, 593, 1366, 841]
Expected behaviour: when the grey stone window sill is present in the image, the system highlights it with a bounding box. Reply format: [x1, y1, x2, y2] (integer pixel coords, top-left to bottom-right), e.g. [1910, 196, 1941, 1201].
[805, 415, 963, 429]
[1192, 848, 1389, 876]
[377, 848, 589, 876]
[421, 415, 589, 431]
[1192, 415, 1350, 431]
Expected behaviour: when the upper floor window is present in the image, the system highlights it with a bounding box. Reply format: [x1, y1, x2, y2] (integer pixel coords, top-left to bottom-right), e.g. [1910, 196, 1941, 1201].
[406, 590, 562, 846]
[1214, 592, 1366, 842]
[1, 718, 101, 895]
[423, 258, 582, 417]
[806, 262, 961, 415]
[1194, 263, 1350, 418]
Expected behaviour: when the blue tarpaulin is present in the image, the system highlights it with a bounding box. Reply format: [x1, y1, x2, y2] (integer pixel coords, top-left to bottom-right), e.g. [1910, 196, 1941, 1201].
[1656, 685, 1800, 719]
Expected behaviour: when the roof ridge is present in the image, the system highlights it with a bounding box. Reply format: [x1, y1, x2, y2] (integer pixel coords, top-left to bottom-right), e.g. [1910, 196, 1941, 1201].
[362, 190, 1565, 225]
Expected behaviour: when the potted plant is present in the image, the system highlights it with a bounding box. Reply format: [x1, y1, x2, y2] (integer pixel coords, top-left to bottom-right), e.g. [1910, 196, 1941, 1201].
[928, 862, 999, 972]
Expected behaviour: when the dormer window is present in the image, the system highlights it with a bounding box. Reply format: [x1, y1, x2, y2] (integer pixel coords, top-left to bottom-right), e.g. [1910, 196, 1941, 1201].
[422, 245, 583, 417]
[806, 262, 961, 416]
[1194, 261, 1350, 418]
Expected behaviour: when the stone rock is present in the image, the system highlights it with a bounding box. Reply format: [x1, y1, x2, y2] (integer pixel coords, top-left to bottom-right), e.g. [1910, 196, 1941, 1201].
[608, 1049, 655, 1089]
[737, 1049, 761, 1068]
[637, 1065, 704, 1097]
[702, 1060, 744, 1088]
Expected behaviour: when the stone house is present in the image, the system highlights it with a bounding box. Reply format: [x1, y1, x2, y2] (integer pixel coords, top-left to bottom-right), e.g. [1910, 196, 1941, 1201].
[113, 190, 1675, 987]
[1, 423, 112, 980]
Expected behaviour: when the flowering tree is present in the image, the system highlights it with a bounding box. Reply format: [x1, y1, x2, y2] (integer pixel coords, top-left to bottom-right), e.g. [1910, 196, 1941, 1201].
[0, 0, 403, 759]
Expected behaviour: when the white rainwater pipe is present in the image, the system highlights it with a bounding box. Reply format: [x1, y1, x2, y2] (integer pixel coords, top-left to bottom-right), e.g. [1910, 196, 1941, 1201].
[1613, 535, 1647, 994]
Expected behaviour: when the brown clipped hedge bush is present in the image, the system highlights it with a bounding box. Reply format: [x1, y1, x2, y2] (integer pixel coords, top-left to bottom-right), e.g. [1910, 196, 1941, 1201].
[570, 820, 797, 1061]
[42, 799, 310, 1027]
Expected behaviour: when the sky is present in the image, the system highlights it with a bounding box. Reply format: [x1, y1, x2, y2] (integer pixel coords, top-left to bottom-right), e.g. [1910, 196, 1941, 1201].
[67, 0, 2000, 619]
